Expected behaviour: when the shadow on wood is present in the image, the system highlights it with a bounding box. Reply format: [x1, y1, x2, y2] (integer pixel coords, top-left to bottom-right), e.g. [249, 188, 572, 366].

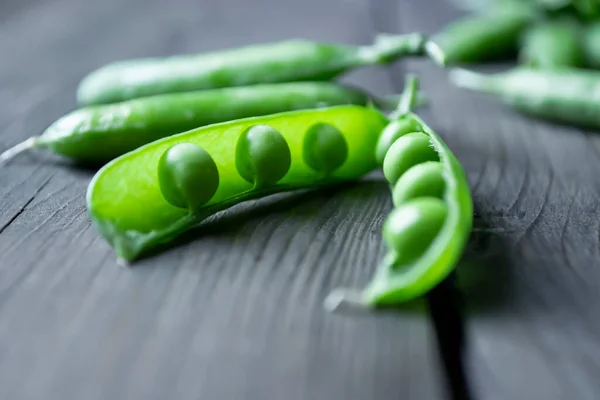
[131, 179, 387, 264]
[456, 208, 513, 315]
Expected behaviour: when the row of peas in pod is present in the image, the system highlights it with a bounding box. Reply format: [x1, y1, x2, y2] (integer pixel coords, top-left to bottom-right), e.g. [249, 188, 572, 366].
[2, 23, 484, 310]
[158, 121, 349, 214]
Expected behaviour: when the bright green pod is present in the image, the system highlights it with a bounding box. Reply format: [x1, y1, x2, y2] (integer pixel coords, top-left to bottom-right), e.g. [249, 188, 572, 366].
[325, 75, 473, 309]
[449, 66, 600, 129]
[392, 161, 446, 206]
[382, 132, 440, 185]
[0, 82, 395, 166]
[520, 19, 584, 68]
[374, 116, 423, 165]
[87, 104, 388, 262]
[77, 33, 426, 105]
[158, 143, 220, 211]
[302, 123, 349, 175]
[235, 125, 291, 187]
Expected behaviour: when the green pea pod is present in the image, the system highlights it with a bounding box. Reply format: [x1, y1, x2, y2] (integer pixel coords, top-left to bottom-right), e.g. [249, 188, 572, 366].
[426, 6, 536, 66]
[325, 75, 473, 309]
[583, 21, 600, 68]
[449, 66, 600, 129]
[77, 33, 426, 105]
[86, 104, 388, 262]
[519, 19, 584, 68]
[0, 82, 406, 166]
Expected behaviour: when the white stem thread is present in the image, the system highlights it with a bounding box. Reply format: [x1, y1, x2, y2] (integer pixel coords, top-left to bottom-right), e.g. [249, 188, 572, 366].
[0, 137, 37, 165]
[323, 288, 370, 314]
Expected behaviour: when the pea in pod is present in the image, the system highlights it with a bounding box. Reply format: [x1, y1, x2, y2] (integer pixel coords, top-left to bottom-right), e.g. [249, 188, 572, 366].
[449, 66, 600, 129]
[325, 75, 473, 308]
[77, 33, 426, 105]
[0, 82, 403, 166]
[519, 18, 584, 68]
[86, 104, 388, 262]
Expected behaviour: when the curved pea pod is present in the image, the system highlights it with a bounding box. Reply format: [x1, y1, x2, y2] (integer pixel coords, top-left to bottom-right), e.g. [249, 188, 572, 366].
[426, 7, 536, 66]
[449, 66, 600, 129]
[0, 82, 398, 166]
[519, 19, 584, 68]
[325, 75, 473, 308]
[77, 33, 426, 105]
[86, 105, 389, 262]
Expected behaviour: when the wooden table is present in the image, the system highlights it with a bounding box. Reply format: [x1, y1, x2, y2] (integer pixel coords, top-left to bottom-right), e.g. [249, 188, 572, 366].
[1, 0, 599, 399]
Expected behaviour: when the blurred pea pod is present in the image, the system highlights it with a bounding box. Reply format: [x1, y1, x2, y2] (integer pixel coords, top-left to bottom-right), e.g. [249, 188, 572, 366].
[583, 21, 600, 68]
[426, 4, 537, 66]
[520, 18, 584, 68]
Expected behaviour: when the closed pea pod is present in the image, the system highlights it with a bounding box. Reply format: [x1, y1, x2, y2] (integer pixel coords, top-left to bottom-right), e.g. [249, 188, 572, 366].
[77, 33, 426, 105]
[325, 74, 473, 308]
[519, 19, 584, 68]
[1, 82, 401, 166]
[426, 6, 535, 66]
[449, 66, 600, 129]
[235, 125, 291, 187]
[583, 21, 600, 68]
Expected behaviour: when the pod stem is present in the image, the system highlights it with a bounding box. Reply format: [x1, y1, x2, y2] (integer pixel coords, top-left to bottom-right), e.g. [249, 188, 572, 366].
[424, 40, 447, 67]
[378, 92, 428, 111]
[448, 68, 500, 94]
[363, 33, 427, 64]
[389, 73, 420, 120]
[323, 288, 371, 314]
[0, 137, 37, 165]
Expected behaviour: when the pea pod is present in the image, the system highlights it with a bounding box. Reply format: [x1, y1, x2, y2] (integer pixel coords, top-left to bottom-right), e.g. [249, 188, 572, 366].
[77, 33, 426, 105]
[86, 104, 389, 262]
[449, 66, 600, 129]
[325, 75, 473, 308]
[519, 19, 584, 68]
[583, 21, 600, 68]
[0, 82, 402, 166]
[426, 6, 536, 66]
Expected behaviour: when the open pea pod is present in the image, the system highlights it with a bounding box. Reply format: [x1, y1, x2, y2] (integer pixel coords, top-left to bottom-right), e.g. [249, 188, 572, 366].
[87, 104, 388, 262]
[326, 75, 473, 308]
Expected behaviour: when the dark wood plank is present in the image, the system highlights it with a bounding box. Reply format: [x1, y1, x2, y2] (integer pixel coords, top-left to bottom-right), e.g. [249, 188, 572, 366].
[380, 0, 600, 398]
[0, 0, 447, 399]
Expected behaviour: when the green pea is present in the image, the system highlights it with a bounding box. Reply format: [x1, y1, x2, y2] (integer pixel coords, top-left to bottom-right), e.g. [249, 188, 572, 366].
[383, 197, 448, 266]
[158, 142, 219, 211]
[235, 124, 291, 187]
[375, 117, 422, 165]
[382, 132, 439, 185]
[392, 161, 446, 206]
[303, 122, 348, 175]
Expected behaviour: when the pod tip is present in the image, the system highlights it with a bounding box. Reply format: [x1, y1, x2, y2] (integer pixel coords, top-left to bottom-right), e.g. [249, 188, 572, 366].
[323, 288, 371, 314]
[447, 67, 488, 90]
[0, 137, 37, 166]
[116, 257, 131, 268]
[424, 41, 447, 67]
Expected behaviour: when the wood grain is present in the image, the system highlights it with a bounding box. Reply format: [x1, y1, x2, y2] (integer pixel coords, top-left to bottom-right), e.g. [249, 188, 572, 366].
[0, 0, 448, 399]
